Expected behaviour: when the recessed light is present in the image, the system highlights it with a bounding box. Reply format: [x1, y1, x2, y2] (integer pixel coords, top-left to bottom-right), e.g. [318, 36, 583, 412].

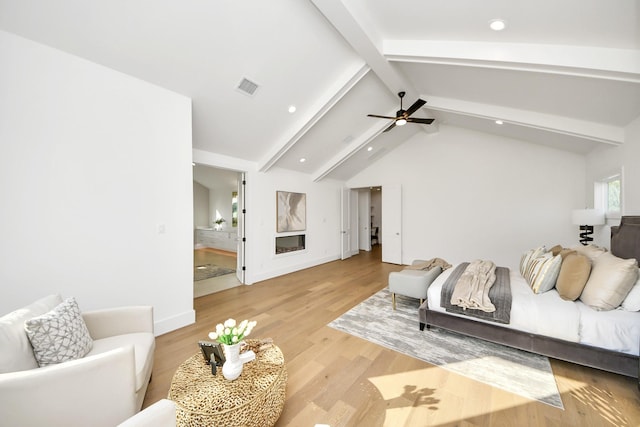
[299, 158, 306, 163]
[288, 105, 296, 113]
[367, 146, 373, 152]
[495, 120, 504, 125]
[489, 19, 506, 31]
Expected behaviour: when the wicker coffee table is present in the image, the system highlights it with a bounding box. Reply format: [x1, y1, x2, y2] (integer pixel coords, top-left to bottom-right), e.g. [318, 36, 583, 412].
[168, 341, 287, 427]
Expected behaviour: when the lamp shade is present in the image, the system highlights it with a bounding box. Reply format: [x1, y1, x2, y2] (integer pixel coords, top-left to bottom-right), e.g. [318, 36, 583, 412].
[572, 209, 605, 226]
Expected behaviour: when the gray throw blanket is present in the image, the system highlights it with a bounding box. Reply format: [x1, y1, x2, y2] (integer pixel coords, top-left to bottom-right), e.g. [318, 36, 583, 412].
[441, 262, 512, 324]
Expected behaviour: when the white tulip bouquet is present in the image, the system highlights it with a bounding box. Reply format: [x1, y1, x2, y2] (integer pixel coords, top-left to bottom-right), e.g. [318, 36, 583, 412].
[209, 318, 257, 345]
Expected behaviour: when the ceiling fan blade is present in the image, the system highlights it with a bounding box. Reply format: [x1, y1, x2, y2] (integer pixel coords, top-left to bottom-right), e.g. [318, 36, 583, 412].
[405, 99, 426, 116]
[406, 117, 435, 125]
[382, 121, 397, 132]
[368, 114, 397, 120]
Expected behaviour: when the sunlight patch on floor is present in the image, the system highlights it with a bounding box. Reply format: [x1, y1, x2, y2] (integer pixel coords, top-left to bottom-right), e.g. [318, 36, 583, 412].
[367, 366, 560, 425]
[554, 372, 631, 427]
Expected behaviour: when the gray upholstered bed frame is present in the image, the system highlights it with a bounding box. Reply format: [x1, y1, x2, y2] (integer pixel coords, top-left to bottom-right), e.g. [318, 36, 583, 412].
[419, 216, 640, 385]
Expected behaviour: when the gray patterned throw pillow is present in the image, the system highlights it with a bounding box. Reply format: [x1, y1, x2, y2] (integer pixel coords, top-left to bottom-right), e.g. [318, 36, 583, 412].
[24, 297, 93, 367]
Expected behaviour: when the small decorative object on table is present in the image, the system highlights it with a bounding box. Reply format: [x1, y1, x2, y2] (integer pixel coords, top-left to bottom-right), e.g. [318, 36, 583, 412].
[208, 318, 257, 380]
[198, 341, 225, 375]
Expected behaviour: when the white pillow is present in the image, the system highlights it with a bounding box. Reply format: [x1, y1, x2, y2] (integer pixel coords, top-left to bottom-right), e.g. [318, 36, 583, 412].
[620, 270, 640, 311]
[519, 246, 546, 276]
[525, 253, 562, 294]
[0, 294, 62, 373]
[24, 297, 93, 367]
[579, 252, 638, 311]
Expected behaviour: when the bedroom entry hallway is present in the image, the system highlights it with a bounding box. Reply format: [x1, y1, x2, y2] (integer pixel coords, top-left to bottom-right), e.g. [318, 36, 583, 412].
[193, 247, 239, 298]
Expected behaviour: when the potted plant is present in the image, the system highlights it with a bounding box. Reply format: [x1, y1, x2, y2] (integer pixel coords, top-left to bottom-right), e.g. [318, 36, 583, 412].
[214, 217, 226, 230]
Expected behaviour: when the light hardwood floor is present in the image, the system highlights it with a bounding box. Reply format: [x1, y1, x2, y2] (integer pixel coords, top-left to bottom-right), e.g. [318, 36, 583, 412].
[193, 248, 240, 297]
[145, 247, 640, 426]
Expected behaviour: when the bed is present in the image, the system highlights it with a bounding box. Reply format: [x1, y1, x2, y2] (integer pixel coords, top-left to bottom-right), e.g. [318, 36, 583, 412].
[418, 216, 640, 384]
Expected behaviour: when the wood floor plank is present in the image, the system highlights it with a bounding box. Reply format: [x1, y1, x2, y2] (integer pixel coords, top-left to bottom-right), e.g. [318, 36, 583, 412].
[144, 247, 640, 426]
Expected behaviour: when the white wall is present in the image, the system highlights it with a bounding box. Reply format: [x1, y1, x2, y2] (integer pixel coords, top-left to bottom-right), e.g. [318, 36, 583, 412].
[192, 150, 345, 284]
[0, 31, 195, 334]
[247, 167, 345, 282]
[193, 181, 210, 228]
[586, 116, 640, 247]
[209, 180, 238, 229]
[347, 125, 586, 270]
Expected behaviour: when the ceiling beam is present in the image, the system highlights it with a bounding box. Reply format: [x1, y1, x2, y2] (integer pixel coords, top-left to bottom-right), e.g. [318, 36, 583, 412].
[426, 96, 624, 146]
[258, 62, 370, 173]
[384, 40, 640, 83]
[311, 120, 390, 182]
[311, 0, 420, 102]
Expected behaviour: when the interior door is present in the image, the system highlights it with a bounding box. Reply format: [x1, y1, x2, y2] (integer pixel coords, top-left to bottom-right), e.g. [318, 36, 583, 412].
[358, 189, 371, 251]
[382, 184, 402, 264]
[236, 173, 246, 283]
[340, 187, 351, 260]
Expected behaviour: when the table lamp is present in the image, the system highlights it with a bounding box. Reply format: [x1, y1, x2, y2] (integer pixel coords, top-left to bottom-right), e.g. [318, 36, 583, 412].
[572, 209, 605, 245]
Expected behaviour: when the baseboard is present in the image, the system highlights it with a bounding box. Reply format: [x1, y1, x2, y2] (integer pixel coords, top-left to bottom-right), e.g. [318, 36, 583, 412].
[154, 309, 196, 336]
[247, 254, 340, 284]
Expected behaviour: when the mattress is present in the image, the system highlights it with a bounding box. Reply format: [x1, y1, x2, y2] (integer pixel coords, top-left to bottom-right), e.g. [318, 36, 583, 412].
[427, 264, 640, 356]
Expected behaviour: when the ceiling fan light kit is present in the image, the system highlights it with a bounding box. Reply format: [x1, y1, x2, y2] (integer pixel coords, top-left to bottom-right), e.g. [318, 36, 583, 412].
[367, 91, 434, 132]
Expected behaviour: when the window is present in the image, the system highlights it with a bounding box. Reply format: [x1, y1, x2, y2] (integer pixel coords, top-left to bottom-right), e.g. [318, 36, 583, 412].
[594, 170, 622, 219]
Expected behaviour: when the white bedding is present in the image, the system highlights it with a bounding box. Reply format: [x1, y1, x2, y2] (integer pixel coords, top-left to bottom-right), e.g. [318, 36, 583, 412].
[427, 264, 640, 356]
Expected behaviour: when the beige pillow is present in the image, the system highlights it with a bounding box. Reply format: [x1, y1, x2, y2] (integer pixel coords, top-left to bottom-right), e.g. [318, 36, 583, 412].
[558, 249, 577, 260]
[579, 252, 639, 310]
[571, 244, 607, 262]
[555, 253, 591, 301]
[549, 245, 563, 256]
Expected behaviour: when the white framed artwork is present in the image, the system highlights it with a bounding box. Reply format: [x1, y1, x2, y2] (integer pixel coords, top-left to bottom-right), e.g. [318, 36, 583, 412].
[276, 191, 306, 232]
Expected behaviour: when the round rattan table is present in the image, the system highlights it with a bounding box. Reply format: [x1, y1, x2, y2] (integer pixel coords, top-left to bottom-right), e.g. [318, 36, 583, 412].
[168, 341, 287, 427]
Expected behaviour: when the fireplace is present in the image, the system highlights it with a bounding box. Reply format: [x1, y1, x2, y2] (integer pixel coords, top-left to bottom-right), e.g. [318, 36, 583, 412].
[275, 234, 306, 254]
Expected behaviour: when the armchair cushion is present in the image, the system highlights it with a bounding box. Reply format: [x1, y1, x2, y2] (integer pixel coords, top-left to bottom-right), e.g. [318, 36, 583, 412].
[24, 297, 93, 367]
[88, 332, 155, 392]
[0, 294, 62, 373]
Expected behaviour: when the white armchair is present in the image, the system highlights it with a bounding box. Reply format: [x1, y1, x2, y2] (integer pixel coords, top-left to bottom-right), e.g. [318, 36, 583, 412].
[0, 295, 155, 427]
[118, 399, 177, 427]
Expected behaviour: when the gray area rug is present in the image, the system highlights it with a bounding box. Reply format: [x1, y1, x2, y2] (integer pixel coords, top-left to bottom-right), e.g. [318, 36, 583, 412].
[194, 264, 236, 281]
[328, 288, 563, 408]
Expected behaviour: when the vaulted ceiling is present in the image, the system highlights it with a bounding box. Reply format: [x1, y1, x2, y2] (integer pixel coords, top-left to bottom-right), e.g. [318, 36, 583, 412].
[1, 0, 639, 181]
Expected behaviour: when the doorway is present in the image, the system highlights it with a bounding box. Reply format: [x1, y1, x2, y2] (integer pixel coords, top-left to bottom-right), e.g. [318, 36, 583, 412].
[193, 164, 244, 297]
[349, 184, 402, 264]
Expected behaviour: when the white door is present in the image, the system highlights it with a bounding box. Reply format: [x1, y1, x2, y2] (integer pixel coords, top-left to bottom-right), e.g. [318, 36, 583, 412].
[236, 173, 246, 283]
[382, 184, 402, 264]
[358, 189, 371, 251]
[340, 187, 351, 260]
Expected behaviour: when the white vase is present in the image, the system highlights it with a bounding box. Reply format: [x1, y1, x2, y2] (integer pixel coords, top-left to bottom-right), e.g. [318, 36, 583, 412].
[222, 343, 243, 381]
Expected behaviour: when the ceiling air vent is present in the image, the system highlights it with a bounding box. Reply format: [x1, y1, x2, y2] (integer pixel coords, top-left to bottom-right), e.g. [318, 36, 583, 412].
[237, 77, 259, 97]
